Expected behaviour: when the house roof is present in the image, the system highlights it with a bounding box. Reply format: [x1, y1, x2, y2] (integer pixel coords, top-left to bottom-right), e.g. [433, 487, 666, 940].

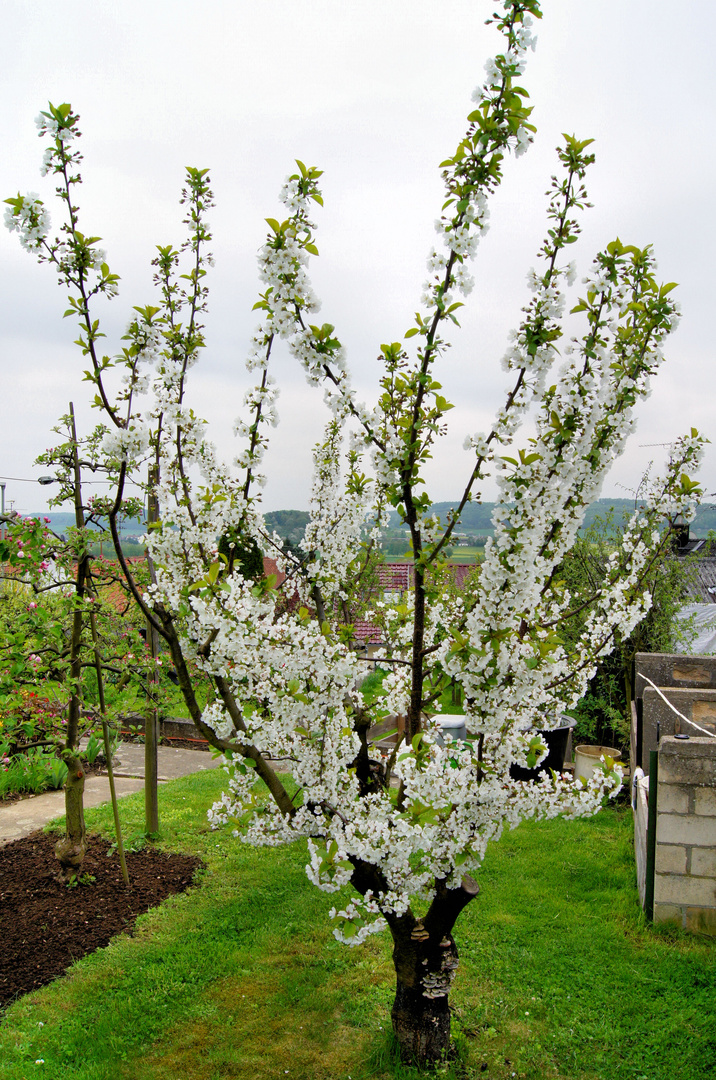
[377, 562, 413, 592]
[680, 557, 716, 605]
[352, 619, 384, 645]
[673, 536, 716, 604]
[351, 561, 477, 643]
[263, 556, 286, 588]
[90, 556, 145, 614]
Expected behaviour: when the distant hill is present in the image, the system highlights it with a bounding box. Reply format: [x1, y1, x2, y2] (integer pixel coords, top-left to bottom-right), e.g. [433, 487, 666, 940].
[388, 499, 716, 536]
[25, 500, 716, 541]
[263, 510, 310, 533]
[264, 510, 310, 547]
[18, 512, 144, 537]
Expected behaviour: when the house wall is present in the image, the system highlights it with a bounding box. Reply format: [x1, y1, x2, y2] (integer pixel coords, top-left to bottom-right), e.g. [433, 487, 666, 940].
[654, 736, 716, 935]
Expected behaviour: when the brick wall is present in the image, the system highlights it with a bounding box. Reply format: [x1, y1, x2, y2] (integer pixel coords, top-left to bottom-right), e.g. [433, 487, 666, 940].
[654, 736, 716, 934]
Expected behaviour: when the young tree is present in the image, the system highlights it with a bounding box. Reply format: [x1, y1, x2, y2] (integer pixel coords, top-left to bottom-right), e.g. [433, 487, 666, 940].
[0, 408, 141, 881]
[5, 0, 704, 1062]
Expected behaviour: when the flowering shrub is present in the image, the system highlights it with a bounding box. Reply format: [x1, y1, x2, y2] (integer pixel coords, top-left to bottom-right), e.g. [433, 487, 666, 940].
[6, 0, 705, 1061]
[0, 690, 65, 756]
[0, 747, 68, 800]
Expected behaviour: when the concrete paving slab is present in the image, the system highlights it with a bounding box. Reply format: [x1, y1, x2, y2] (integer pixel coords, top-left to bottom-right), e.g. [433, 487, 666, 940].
[109, 742, 221, 782]
[0, 743, 222, 846]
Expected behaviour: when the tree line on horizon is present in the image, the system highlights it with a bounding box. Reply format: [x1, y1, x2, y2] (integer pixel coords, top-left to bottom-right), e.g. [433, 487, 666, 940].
[22, 498, 716, 546]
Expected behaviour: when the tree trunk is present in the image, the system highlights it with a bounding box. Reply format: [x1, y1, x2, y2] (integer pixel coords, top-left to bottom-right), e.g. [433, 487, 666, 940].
[54, 750, 86, 882]
[386, 875, 479, 1065]
[390, 927, 459, 1063]
[54, 402, 89, 882]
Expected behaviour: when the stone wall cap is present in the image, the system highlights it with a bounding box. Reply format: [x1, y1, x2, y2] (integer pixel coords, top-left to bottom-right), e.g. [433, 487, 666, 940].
[659, 736, 716, 758]
[643, 686, 716, 699]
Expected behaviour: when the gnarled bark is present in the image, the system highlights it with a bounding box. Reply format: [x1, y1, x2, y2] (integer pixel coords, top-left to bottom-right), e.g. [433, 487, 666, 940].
[386, 875, 479, 1065]
[350, 856, 479, 1066]
[390, 927, 459, 1063]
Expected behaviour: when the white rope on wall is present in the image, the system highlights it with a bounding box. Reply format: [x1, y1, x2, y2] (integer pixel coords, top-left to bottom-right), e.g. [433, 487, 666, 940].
[636, 671, 716, 738]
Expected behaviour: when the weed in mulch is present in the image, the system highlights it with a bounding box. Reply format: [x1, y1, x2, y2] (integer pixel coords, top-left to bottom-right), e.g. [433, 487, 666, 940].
[0, 830, 202, 1010]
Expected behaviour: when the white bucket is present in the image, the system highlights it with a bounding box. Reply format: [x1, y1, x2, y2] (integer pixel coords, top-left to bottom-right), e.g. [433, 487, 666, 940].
[436, 715, 467, 746]
[574, 744, 622, 782]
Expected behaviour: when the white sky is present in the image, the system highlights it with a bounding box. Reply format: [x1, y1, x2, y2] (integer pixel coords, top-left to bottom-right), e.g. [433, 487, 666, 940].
[1, 0, 714, 517]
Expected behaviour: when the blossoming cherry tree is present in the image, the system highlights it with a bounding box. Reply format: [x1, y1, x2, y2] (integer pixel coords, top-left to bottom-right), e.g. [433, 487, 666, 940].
[5, 0, 704, 1063]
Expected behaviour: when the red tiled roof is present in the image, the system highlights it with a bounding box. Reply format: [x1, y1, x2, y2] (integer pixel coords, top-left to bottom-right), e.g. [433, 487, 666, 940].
[352, 619, 384, 645]
[377, 563, 413, 591]
[90, 556, 145, 614]
[450, 564, 473, 589]
[263, 556, 286, 587]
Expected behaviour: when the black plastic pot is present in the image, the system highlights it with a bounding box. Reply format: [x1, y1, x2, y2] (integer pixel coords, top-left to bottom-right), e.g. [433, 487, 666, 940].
[509, 715, 577, 782]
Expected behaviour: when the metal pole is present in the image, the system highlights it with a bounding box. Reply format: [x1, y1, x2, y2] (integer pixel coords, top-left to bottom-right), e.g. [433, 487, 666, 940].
[644, 749, 659, 922]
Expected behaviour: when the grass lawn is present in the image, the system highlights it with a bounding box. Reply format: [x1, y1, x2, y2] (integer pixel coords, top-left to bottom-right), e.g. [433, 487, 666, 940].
[1, 773, 714, 1080]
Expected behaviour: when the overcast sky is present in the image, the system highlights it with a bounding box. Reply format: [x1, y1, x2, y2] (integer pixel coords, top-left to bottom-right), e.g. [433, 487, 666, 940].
[1, 0, 713, 518]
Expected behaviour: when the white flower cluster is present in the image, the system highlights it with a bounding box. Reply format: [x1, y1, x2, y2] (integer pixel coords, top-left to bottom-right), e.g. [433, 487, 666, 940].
[35, 111, 76, 144]
[419, 9, 538, 323]
[4, 193, 50, 252]
[101, 420, 150, 466]
[437, 263, 695, 752]
[201, 701, 236, 742]
[300, 423, 373, 606]
[328, 895, 388, 946]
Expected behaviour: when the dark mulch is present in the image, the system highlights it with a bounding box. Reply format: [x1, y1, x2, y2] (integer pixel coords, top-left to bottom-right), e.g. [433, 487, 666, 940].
[0, 831, 202, 1011]
[162, 737, 210, 752]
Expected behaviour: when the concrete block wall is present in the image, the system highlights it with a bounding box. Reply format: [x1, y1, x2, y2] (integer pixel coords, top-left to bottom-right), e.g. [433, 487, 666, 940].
[635, 652, 716, 691]
[641, 686, 716, 771]
[633, 653, 716, 774]
[654, 736, 716, 934]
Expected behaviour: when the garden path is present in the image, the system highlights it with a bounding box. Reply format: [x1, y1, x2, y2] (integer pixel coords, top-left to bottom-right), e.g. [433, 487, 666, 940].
[0, 742, 220, 845]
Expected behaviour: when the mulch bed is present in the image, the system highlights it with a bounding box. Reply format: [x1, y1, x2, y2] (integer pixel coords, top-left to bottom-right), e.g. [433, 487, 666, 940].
[162, 737, 210, 752]
[0, 831, 202, 1011]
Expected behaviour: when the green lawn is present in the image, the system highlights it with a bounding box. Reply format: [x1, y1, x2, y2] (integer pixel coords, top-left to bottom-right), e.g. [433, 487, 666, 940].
[385, 549, 484, 564]
[1, 773, 714, 1080]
